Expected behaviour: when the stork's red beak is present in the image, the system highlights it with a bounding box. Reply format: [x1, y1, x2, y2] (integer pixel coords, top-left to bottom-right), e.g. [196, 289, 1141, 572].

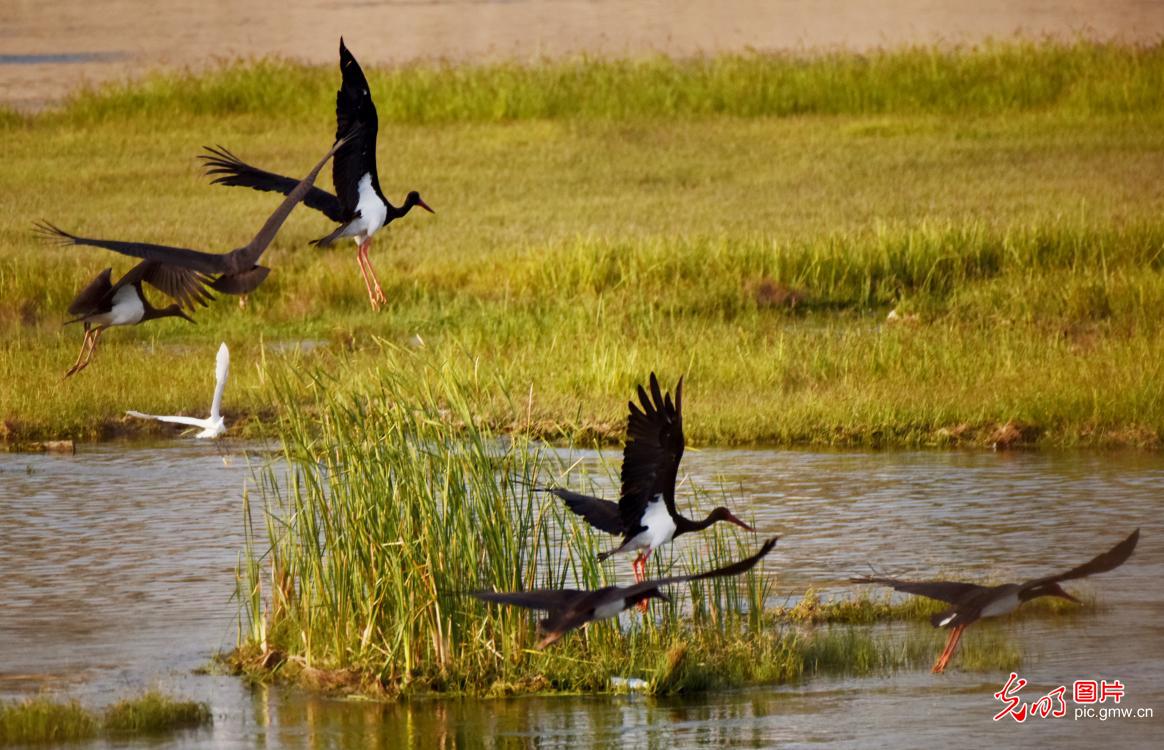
[727, 512, 754, 532]
[417, 198, 435, 214]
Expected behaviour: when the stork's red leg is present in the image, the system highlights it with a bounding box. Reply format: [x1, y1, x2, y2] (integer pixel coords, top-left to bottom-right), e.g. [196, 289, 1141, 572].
[932, 624, 965, 673]
[65, 329, 93, 378]
[636, 550, 653, 613]
[66, 327, 103, 377]
[363, 244, 388, 306]
[356, 241, 380, 310]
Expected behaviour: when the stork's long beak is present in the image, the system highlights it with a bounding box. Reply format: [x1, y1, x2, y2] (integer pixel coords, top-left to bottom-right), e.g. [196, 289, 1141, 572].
[417, 198, 435, 214]
[728, 512, 755, 532]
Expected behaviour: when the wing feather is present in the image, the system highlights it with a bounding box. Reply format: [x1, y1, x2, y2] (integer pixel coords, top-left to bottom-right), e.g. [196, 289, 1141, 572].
[618, 373, 685, 529]
[1026, 528, 1140, 588]
[472, 589, 584, 613]
[850, 576, 989, 606]
[126, 412, 212, 429]
[66, 267, 114, 316]
[547, 488, 624, 535]
[200, 146, 345, 222]
[333, 38, 381, 216]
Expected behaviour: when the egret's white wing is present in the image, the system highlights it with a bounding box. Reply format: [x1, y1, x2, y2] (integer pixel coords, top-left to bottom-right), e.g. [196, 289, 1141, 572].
[210, 342, 230, 420]
[126, 411, 213, 429]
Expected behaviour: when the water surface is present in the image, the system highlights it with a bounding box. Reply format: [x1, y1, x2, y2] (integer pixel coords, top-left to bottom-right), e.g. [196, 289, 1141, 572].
[0, 443, 1160, 747]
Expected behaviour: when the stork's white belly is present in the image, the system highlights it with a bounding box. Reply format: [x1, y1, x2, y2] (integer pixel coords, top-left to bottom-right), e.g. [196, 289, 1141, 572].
[981, 591, 1021, 619]
[623, 496, 677, 555]
[90, 286, 144, 327]
[592, 599, 626, 622]
[345, 173, 388, 243]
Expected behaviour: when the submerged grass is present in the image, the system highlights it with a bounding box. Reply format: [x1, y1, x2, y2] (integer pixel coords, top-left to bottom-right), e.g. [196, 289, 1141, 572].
[2, 41, 1164, 446]
[0, 691, 210, 746]
[234, 356, 1091, 697]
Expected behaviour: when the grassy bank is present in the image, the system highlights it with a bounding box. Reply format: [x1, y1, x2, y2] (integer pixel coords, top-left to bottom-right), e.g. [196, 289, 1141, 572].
[0, 691, 210, 745]
[2, 41, 1164, 446]
[232, 358, 1092, 697]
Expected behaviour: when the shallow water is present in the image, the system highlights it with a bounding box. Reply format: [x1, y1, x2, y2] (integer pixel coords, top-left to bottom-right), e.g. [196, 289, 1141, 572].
[3, 0, 1164, 110]
[0, 442, 1161, 747]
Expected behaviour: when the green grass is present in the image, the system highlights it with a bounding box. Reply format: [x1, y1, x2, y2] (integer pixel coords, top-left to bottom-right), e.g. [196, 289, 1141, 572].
[0, 691, 210, 745]
[231, 355, 1089, 697]
[102, 691, 211, 734]
[0, 698, 95, 745]
[12, 40, 1161, 125]
[777, 587, 1093, 624]
[2, 41, 1164, 446]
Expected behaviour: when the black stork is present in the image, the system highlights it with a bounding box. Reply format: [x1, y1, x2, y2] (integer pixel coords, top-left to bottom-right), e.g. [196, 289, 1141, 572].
[37, 136, 349, 300]
[474, 536, 777, 648]
[58, 260, 211, 377]
[547, 373, 754, 587]
[852, 527, 1139, 673]
[199, 38, 433, 310]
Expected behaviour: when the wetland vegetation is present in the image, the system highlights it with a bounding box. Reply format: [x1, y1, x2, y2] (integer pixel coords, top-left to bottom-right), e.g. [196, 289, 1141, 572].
[2, 40, 1164, 448]
[0, 691, 210, 746]
[231, 357, 1098, 697]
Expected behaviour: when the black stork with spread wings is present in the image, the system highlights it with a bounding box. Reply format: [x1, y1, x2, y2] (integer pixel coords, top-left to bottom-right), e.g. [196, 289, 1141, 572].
[852, 528, 1140, 673]
[59, 260, 211, 377]
[475, 536, 778, 648]
[200, 38, 433, 310]
[547, 373, 754, 585]
[38, 135, 350, 300]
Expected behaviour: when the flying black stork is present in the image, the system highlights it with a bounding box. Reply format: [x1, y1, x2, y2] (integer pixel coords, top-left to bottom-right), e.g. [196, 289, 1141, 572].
[37, 135, 349, 301]
[852, 527, 1139, 673]
[474, 536, 777, 648]
[199, 38, 433, 310]
[547, 373, 754, 588]
[57, 260, 211, 377]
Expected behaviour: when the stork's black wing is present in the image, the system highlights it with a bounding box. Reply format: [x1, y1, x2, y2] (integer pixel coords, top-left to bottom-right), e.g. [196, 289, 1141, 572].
[66, 267, 114, 316]
[618, 373, 685, 528]
[547, 488, 625, 535]
[333, 38, 381, 217]
[1025, 528, 1140, 588]
[136, 262, 214, 310]
[36, 222, 223, 274]
[850, 576, 989, 606]
[472, 589, 585, 614]
[200, 146, 345, 222]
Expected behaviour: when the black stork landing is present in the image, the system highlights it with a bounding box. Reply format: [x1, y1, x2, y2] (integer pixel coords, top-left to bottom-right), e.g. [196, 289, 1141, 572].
[547, 373, 754, 588]
[37, 136, 348, 300]
[852, 528, 1139, 673]
[58, 260, 211, 377]
[200, 38, 433, 310]
[475, 536, 777, 648]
